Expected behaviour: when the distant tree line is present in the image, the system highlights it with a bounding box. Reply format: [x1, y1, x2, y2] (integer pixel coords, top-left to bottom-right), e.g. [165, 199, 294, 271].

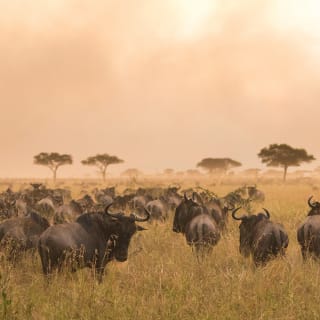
[33, 143, 316, 183]
[34, 153, 123, 182]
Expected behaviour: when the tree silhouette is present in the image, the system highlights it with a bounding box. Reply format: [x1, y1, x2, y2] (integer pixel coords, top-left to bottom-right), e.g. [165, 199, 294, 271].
[197, 158, 242, 174]
[121, 168, 142, 178]
[258, 144, 315, 182]
[34, 152, 72, 182]
[163, 168, 174, 175]
[81, 154, 124, 181]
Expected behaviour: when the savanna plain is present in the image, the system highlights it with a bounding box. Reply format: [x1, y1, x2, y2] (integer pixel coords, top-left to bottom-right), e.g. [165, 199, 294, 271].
[1, 179, 319, 320]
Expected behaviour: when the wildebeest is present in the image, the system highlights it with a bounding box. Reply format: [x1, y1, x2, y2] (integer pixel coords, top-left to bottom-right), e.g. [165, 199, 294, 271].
[205, 197, 233, 231]
[0, 211, 50, 261]
[146, 198, 168, 223]
[232, 207, 289, 266]
[173, 194, 221, 256]
[38, 204, 150, 282]
[247, 185, 265, 202]
[54, 200, 83, 223]
[185, 213, 221, 256]
[297, 196, 320, 260]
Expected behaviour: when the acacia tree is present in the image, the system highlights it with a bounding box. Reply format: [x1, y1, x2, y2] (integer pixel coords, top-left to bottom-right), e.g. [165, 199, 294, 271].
[197, 158, 242, 185]
[81, 153, 124, 181]
[163, 168, 175, 175]
[34, 152, 73, 182]
[258, 144, 315, 182]
[197, 158, 242, 174]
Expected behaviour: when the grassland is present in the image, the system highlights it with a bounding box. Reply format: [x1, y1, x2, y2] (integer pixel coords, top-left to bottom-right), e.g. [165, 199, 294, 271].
[1, 181, 320, 320]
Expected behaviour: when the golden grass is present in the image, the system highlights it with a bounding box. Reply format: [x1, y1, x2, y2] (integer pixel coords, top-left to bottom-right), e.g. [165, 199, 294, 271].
[1, 182, 320, 319]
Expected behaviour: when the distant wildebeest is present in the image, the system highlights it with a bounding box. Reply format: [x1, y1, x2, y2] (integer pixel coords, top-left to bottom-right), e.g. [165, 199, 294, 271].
[130, 195, 153, 217]
[146, 198, 168, 223]
[173, 194, 221, 256]
[0, 212, 50, 261]
[205, 197, 233, 231]
[297, 196, 320, 260]
[247, 185, 265, 202]
[54, 200, 83, 223]
[163, 185, 182, 210]
[36, 197, 56, 218]
[113, 194, 134, 211]
[38, 204, 150, 282]
[232, 207, 289, 266]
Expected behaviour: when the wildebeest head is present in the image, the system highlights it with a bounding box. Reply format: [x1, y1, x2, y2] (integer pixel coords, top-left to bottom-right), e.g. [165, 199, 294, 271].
[207, 198, 234, 229]
[307, 196, 320, 216]
[104, 204, 150, 262]
[232, 207, 270, 257]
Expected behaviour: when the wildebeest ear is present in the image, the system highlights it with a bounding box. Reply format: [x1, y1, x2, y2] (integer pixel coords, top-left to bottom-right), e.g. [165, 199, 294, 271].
[136, 225, 147, 231]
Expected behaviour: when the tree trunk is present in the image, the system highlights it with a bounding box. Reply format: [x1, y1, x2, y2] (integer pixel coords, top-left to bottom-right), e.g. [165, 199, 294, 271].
[53, 168, 57, 183]
[217, 170, 227, 186]
[102, 169, 106, 181]
[283, 165, 288, 182]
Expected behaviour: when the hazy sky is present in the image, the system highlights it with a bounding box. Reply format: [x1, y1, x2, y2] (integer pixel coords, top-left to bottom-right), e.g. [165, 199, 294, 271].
[1, 0, 320, 178]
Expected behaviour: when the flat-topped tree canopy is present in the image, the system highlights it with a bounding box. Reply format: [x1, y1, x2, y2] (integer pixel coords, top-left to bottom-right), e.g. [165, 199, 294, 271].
[197, 158, 242, 174]
[258, 144, 315, 182]
[33, 152, 73, 182]
[81, 153, 124, 181]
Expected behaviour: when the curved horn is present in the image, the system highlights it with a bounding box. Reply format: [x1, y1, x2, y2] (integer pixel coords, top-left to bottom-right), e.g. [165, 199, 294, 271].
[308, 196, 316, 209]
[226, 203, 235, 211]
[232, 207, 247, 221]
[105, 203, 123, 219]
[262, 208, 270, 219]
[184, 193, 188, 201]
[132, 208, 150, 222]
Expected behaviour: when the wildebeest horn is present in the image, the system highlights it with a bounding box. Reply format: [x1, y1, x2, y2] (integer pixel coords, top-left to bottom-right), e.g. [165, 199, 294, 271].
[232, 207, 247, 220]
[131, 208, 150, 222]
[262, 208, 270, 219]
[105, 203, 123, 219]
[308, 196, 316, 208]
[226, 203, 235, 211]
[184, 193, 188, 201]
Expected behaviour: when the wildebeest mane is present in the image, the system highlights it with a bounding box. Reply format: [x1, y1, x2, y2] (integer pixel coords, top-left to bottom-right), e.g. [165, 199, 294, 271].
[29, 211, 50, 229]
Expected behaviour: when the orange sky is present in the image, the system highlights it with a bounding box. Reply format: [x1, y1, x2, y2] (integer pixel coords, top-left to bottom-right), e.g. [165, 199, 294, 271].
[1, 0, 320, 178]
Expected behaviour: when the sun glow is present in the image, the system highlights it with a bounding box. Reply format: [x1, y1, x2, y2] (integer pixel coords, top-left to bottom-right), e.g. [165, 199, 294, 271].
[173, 0, 216, 38]
[271, 0, 320, 36]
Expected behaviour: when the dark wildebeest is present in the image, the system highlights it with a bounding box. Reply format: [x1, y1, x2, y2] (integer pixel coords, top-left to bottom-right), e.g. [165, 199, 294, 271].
[173, 194, 221, 256]
[0, 211, 50, 261]
[38, 204, 150, 282]
[297, 196, 320, 260]
[232, 207, 289, 266]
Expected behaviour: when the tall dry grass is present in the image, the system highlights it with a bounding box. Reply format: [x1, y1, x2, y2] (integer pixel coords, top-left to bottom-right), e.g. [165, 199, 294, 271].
[1, 182, 320, 319]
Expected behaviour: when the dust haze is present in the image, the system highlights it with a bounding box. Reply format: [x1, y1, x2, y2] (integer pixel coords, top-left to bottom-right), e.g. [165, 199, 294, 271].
[0, 0, 319, 178]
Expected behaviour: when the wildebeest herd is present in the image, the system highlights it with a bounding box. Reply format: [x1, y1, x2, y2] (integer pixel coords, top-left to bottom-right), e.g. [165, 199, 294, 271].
[0, 183, 319, 282]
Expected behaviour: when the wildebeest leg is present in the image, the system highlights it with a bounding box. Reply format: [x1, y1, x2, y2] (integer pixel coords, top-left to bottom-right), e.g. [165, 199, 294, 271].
[93, 250, 109, 283]
[301, 247, 308, 261]
[38, 241, 51, 276]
